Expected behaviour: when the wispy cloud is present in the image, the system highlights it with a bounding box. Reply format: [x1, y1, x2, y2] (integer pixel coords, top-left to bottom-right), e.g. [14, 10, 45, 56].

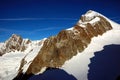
[0, 18, 45, 21]
[0, 18, 78, 21]
[33, 27, 64, 32]
[109, 16, 120, 19]
[0, 28, 29, 34]
[0, 26, 64, 36]
[28, 27, 65, 35]
[109, 16, 120, 23]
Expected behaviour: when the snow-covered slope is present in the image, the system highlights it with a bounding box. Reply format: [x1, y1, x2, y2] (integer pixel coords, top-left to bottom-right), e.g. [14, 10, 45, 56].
[21, 39, 46, 73]
[0, 51, 25, 80]
[0, 38, 46, 80]
[77, 10, 101, 27]
[0, 43, 4, 48]
[61, 11, 120, 80]
[0, 34, 32, 56]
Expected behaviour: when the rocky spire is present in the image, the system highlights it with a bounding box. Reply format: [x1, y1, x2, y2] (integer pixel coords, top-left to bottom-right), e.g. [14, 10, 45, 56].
[0, 34, 31, 55]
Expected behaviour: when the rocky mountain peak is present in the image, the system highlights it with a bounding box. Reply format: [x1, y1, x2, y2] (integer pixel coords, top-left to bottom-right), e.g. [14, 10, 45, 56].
[6, 34, 23, 46]
[11, 34, 22, 40]
[80, 10, 100, 22]
[0, 34, 31, 56]
[16, 10, 112, 77]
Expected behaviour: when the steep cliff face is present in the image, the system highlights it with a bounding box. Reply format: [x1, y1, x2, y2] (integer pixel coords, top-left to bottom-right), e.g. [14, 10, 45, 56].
[0, 34, 31, 56]
[25, 10, 112, 75]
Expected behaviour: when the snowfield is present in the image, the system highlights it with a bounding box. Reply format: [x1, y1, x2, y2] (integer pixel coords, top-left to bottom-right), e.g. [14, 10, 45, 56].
[0, 39, 45, 80]
[0, 51, 25, 80]
[0, 43, 4, 48]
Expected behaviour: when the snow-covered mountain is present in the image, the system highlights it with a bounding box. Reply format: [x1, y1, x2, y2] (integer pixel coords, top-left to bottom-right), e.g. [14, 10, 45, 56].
[0, 35, 46, 80]
[0, 34, 31, 56]
[0, 10, 120, 80]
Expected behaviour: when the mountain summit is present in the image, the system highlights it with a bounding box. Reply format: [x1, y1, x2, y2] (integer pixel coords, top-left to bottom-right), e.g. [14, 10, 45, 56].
[0, 34, 31, 55]
[14, 10, 113, 80]
[25, 10, 112, 74]
[0, 10, 120, 80]
[80, 10, 100, 22]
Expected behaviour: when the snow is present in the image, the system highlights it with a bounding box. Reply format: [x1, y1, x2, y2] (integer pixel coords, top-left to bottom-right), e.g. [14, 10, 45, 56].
[0, 10, 120, 80]
[0, 51, 25, 80]
[0, 43, 4, 48]
[107, 19, 120, 30]
[22, 41, 44, 73]
[90, 10, 120, 30]
[89, 17, 100, 24]
[77, 16, 100, 27]
[84, 10, 99, 21]
[0, 39, 45, 80]
[61, 21, 120, 80]
[77, 10, 101, 27]
[67, 27, 74, 30]
[77, 21, 86, 27]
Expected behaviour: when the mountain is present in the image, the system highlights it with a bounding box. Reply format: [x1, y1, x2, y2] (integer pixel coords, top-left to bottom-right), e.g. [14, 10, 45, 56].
[0, 10, 120, 80]
[24, 10, 113, 75]
[0, 34, 31, 56]
[0, 35, 46, 80]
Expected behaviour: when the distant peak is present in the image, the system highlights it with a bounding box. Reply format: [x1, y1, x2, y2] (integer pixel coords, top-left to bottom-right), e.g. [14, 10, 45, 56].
[6, 34, 23, 43]
[10, 34, 22, 40]
[12, 34, 20, 37]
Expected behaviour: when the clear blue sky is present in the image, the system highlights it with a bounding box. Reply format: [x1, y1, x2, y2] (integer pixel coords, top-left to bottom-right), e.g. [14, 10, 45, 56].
[0, 0, 120, 42]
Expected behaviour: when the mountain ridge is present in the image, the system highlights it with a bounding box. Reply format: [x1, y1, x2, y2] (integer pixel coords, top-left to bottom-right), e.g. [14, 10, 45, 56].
[13, 10, 114, 80]
[25, 10, 112, 75]
[0, 10, 120, 80]
[0, 34, 31, 56]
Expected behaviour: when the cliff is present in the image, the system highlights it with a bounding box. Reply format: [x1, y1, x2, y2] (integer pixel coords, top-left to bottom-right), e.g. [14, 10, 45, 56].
[25, 10, 112, 75]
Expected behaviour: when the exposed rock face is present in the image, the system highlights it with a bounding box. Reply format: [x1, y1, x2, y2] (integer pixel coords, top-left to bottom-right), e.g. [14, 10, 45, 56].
[13, 10, 113, 80]
[0, 34, 31, 55]
[25, 14, 112, 75]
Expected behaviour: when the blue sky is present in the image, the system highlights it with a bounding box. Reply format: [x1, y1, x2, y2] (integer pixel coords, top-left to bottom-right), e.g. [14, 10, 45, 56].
[0, 0, 120, 42]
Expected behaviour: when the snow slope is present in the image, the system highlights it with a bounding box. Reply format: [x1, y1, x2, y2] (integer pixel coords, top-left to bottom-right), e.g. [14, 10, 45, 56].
[0, 51, 25, 80]
[0, 43, 4, 49]
[22, 39, 46, 73]
[61, 19, 120, 80]
[0, 39, 45, 80]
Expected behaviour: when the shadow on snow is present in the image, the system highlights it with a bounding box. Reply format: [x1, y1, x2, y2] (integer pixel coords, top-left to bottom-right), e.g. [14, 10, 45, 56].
[88, 45, 120, 80]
